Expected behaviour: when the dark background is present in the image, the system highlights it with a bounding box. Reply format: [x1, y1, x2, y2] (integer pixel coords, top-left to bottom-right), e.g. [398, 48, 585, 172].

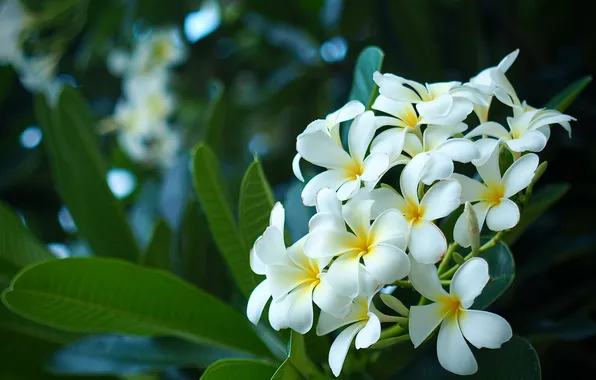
[0, 0, 595, 378]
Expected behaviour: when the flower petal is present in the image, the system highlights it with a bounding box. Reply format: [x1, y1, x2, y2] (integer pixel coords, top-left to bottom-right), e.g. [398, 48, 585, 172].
[437, 316, 478, 376]
[266, 264, 311, 299]
[451, 174, 489, 203]
[297, 130, 353, 170]
[269, 297, 290, 330]
[369, 187, 408, 219]
[409, 303, 450, 347]
[409, 220, 447, 264]
[327, 251, 361, 298]
[348, 111, 377, 163]
[315, 187, 342, 216]
[342, 199, 374, 239]
[453, 202, 491, 248]
[400, 153, 431, 203]
[355, 313, 381, 349]
[374, 72, 422, 103]
[304, 228, 360, 258]
[364, 243, 410, 284]
[285, 236, 313, 271]
[502, 153, 539, 198]
[471, 138, 500, 167]
[293, 153, 305, 182]
[505, 130, 547, 153]
[408, 255, 450, 301]
[313, 275, 353, 318]
[475, 141, 501, 185]
[246, 279, 271, 325]
[254, 226, 290, 266]
[372, 95, 415, 119]
[369, 208, 409, 248]
[269, 202, 285, 232]
[465, 121, 511, 140]
[286, 283, 316, 334]
[337, 178, 361, 201]
[360, 152, 390, 182]
[436, 138, 480, 163]
[371, 128, 407, 164]
[301, 169, 348, 206]
[329, 100, 366, 124]
[329, 321, 367, 377]
[250, 246, 266, 275]
[450, 257, 489, 308]
[421, 97, 474, 126]
[485, 198, 520, 231]
[420, 152, 454, 185]
[402, 132, 423, 158]
[416, 94, 453, 120]
[420, 179, 462, 221]
[459, 309, 513, 349]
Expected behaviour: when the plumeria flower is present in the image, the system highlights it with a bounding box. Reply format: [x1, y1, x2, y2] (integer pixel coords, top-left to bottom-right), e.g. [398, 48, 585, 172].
[465, 104, 575, 153]
[247, 203, 352, 333]
[16, 54, 61, 102]
[452, 144, 539, 247]
[296, 111, 389, 206]
[373, 72, 487, 126]
[123, 72, 175, 121]
[468, 50, 520, 122]
[367, 153, 461, 264]
[317, 291, 400, 377]
[0, 0, 30, 65]
[117, 124, 181, 168]
[305, 192, 410, 297]
[293, 101, 365, 181]
[131, 27, 188, 73]
[408, 257, 513, 375]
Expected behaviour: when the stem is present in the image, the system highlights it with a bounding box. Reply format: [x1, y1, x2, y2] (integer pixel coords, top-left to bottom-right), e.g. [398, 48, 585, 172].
[437, 242, 459, 275]
[440, 231, 508, 279]
[393, 280, 412, 288]
[380, 324, 404, 340]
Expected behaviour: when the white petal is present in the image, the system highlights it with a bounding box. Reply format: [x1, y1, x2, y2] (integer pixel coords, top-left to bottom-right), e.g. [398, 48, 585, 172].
[422, 97, 474, 126]
[269, 297, 290, 330]
[409, 220, 447, 264]
[402, 132, 423, 158]
[317, 307, 365, 336]
[327, 252, 361, 298]
[337, 178, 361, 201]
[297, 130, 353, 170]
[369, 208, 409, 248]
[372, 95, 415, 119]
[450, 257, 489, 308]
[355, 313, 381, 349]
[292, 153, 305, 182]
[329, 100, 366, 124]
[436, 138, 480, 163]
[490, 69, 519, 106]
[485, 198, 520, 231]
[364, 243, 410, 284]
[269, 202, 285, 232]
[286, 283, 316, 334]
[360, 153, 389, 182]
[505, 130, 547, 152]
[285, 236, 313, 271]
[497, 49, 519, 72]
[437, 317, 478, 376]
[300, 119, 328, 137]
[246, 279, 271, 325]
[420, 152, 454, 185]
[471, 138, 500, 167]
[301, 170, 348, 206]
[250, 246, 266, 275]
[266, 264, 310, 299]
[348, 111, 377, 163]
[329, 322, 367, 377]
[459, 310, 513, 349]
[370, 128, 407, 164]
[475, 141, 501, 184]
[254, 226, 290, 266]
[358, 265, 383, 297]
[451, 174, 489, 203]
[420, 179, 462, 221]
[313, 275, 352, 318]
[409, 303, 450, 347]
[304, 229, 360, 258]
[400, 153, 431, 203]
[369, 187, 408, 219]
[315, 187, 343, 216]
[465, 121, 511, 139]
[453, 202, 490, 248]
[342, 199, 373, 239]
[502, 153, 539, 198]
[416, 94, 453, 119]
[374, 72, 422, 103]
[408, 255, 450, 302]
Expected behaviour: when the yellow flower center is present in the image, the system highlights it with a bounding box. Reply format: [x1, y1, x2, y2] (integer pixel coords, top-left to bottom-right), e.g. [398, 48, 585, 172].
[403, 199, 424, 224]
[438, 295, 462, 322]
[402, 107, 423, 128]
[482, 183, 505, 206]
[346, 160, 364, 180]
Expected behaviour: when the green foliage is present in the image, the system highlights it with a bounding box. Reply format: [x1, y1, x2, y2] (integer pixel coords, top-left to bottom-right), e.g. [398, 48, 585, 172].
[191, 143, 261, 298]
[35, 87, 141, 262]
[178, 199, 209, 287]
[2, 257, 272, 357]
[545, 75, 593, 112]
[239, 157, 275, 250]
[272, 331, 323, 379]
[473, 240, 515, 310]
[202, 359, 278, 380]
[141, 219, 173, 272]
[348, 46, 385, 109]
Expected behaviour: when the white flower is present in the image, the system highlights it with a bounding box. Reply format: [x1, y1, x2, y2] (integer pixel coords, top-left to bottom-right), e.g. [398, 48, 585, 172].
[131, 27, 188, 73]
[367, 153, 461, 264]
[373, 72, 487, 126]
[317, 292, 399, 377]
[16, 54, 62, 102]
[296, 111, 389, 206]
[293, 101, 365, 181]
[465, 105, 575, 153]
[469, 50, 520, 122]
[305, 190, 410, 297]
[117, 124, 180, 168]
[452, 144, 539, 247]
[0, 0, 30, 65]
[123, 72, 174, 120]
[408, 257, 512, 375]
[247, 202, 352, 334]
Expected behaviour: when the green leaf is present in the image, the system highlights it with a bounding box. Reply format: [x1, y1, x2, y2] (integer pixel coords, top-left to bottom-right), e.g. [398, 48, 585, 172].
[474, 240, 515, 310]
[239, 157, 275, 250]
[0, 202, 55, 276]
[270, 359, 302, 380]
[545, 75, 592, 112]
[35, 87, 141, 262]
[348, 46, 385, 109]
[2, 257, 272, 358]
[506, 183, 570, 245]
[191, 143, 258, 298]
[398, 335, 540, 379]
[179, 199, 208, 287]
[141, 220, 173, 272]
[49, 335, 247, 375]
[202, 359, 278, 379]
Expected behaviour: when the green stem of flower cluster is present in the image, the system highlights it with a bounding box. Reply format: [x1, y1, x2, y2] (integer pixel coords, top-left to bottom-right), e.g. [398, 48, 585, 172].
[437, 242, 459, 275]
[380, 324, 405, 340]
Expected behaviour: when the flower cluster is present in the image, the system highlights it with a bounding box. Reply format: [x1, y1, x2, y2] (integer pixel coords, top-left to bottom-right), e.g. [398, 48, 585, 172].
[247, 50, 575, 376]
[0, 0, 61, 102]
[106, 27, 187, 168]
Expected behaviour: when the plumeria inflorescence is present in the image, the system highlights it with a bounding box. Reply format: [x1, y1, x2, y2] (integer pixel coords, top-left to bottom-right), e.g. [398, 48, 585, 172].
[247, 50, 575, 377]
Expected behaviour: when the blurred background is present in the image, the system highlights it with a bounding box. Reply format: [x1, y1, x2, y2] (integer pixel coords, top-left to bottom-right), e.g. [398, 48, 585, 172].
[0, 0, 595, 379]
